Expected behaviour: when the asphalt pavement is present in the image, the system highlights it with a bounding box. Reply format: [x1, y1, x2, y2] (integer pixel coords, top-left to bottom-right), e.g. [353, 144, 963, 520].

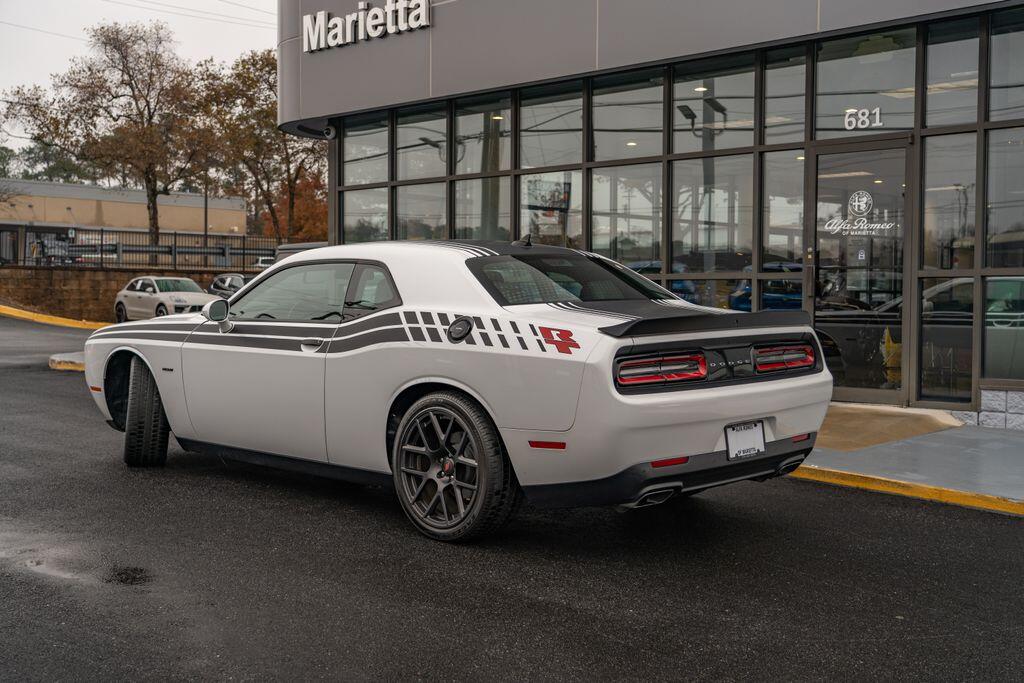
[2, 316, 1023, 680]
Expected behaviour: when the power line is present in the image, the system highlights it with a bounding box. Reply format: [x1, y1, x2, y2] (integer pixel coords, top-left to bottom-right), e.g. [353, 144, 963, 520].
[211, 0, 275, 17]
[0, 20, 87, 42]
[100, 0, 275, 30]
[128, 0, 275, 27]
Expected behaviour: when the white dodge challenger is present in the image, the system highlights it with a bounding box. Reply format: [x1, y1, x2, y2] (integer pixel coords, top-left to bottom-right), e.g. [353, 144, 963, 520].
[84, 241, 832, 541]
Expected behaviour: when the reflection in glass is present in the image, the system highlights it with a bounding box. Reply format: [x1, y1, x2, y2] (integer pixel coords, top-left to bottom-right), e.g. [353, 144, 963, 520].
[396, 105, 446, 181]
[343, 113, 388, 186]
[455, 94, 511, 175]
[764, 47, 806, 144]
[454, 177, 511, 241]
[520, 82, 583, 168]
[396, 183, 446, 240]
[670, 279, 743, 309]
[763, 151, 805, 270]
[991, 9, 1024, 121]
[920, 277, 973, 402]
[984, 277, 1024, 379]
[592, 164, 662, 266]
[760, 279, 803, 310]
[673, 54, 755, 153]
[592, 70, 664, 160]
[672, 154, 753, 272]
[926, 19, 979, 127]
[815, 148, 905, 390]
[922, 134, 976, 270]
[342, 188, 388, 243]
[816, 29, 916, 138]
[520, 171, 583, 247]
[986, 128, 1024, 268]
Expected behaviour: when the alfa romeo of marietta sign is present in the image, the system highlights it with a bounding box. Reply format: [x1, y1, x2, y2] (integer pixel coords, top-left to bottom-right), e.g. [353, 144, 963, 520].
[303, 0, 431, 53]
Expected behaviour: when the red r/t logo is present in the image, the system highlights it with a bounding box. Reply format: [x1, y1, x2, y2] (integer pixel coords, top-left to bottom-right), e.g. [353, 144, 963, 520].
[539, 327, 580, 354]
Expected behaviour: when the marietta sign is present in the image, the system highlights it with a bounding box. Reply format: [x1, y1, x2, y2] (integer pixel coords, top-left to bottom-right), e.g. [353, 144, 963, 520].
[303, 1, 430, 53]
[823, 190, 897, 237]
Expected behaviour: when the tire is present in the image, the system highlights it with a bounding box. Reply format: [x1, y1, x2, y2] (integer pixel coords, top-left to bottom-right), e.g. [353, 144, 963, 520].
[155, 304, 168, 317]
[391, 391, 520, 542]
[115, 303, 128, 323]
[123, 355, 170, 467]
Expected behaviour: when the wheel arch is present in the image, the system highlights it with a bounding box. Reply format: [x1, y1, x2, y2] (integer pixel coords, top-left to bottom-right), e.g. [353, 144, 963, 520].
[384, 379, 510, 474]
[102, 347, 157, 431]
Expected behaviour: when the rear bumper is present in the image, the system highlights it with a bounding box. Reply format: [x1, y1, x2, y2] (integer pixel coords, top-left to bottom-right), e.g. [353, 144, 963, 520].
[521, 434, 815, 508]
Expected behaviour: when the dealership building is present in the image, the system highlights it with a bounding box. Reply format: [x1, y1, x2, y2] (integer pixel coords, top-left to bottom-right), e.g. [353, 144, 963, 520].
[277, 0, 1024, 421]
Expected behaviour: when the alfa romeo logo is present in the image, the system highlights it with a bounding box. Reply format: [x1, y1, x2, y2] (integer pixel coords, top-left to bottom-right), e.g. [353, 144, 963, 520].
[848, 190, 873, 217]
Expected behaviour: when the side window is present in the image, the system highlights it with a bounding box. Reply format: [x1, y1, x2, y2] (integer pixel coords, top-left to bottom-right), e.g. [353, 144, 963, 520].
[126, 279, 140, 292]
[345, 264, 402, 318]
[229, 263, 356, 322]
[140, 279, 156, 293]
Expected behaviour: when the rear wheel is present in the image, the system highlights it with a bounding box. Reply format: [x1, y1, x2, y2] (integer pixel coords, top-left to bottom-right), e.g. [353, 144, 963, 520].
[115, 303, 128, 323]
[391, 391, 519, 542]
[123, 355, 170, 467]
[155, 304, 168, 317]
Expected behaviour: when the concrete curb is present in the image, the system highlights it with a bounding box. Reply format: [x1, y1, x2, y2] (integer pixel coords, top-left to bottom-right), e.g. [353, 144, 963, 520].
[0, 304, 108, 330]
[49, 353, 85, 372]
[791, 464, 1024, 516]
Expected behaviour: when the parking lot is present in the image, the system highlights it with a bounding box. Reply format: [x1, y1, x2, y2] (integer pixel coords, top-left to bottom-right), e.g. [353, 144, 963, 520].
[1, 316, 1023, 680]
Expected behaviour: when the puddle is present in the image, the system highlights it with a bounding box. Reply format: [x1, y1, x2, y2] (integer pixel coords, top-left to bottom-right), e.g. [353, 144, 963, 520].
[103, 564, 152, 586]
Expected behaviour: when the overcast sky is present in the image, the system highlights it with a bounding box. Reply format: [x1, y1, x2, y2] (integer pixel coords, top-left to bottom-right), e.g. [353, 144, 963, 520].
[0, 0, 278, 148]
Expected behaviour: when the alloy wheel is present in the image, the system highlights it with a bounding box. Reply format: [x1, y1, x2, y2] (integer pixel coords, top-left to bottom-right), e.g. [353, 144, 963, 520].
[397, 407, 480, 530]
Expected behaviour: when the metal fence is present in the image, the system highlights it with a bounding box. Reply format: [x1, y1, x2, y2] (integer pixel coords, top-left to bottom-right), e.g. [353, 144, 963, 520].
[0, 227, 277, 271]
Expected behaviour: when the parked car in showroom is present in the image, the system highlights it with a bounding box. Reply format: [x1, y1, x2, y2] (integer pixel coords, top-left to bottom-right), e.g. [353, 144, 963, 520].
[86, 241, 832, 541]
[114, 276, 220, 322]
[208, 273, 251, 298]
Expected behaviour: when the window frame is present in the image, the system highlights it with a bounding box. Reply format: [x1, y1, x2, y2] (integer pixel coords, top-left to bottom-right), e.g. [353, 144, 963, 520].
[227, 260, 360, 324]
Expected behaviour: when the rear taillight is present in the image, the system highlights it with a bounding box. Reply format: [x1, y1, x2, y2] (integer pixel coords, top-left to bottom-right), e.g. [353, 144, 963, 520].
[753, 344, 815, 373]
[617, 353, 707, 386]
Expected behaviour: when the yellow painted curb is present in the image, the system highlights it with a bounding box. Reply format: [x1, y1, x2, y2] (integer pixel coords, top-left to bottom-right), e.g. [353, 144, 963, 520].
[48, 358, 86, 372]
[791, 465, 1024, 516]
[0, 304, 108, 330]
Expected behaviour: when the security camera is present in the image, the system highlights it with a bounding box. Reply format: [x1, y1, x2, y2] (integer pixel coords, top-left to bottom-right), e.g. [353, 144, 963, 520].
[323, 125, 337, 140]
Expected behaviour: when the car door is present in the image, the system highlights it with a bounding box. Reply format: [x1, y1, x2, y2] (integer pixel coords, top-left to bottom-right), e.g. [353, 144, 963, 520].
[325, 262, 403, 470]
[180, 261, 356, 462]
[121, 279, 140, 316]
[135, 278, 158, 317]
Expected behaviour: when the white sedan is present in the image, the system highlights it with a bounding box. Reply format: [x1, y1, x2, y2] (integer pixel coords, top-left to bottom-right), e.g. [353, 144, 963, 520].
[85, 241, 832, 541]
[114, 277, 220, 322]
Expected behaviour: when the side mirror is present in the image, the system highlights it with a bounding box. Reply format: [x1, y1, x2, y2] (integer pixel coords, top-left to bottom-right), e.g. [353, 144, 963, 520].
[202, 299, 232, 333]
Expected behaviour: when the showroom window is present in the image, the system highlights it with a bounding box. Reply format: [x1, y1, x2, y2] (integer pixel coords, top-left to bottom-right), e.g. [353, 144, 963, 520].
[922, 134, 976, 270]
[520, 81, 583, 169]
[455, 93, 511, 175]
[342, 188, 388, 243]
[592, 70, 664, 160]
[990, 8, 1024, 122]
[764, 47, 806, 144]
[454, 177, 511, 241]
[986, 127, 1024, 269]
[520, 170, 583, 247]
[673, 54, 755, 154]
[762, 150, 805, 270]
[815, 28, 917, 138]
[984, 278, 1024, 380]
[396, 104, 447, 181]
[591, 164, 662, 265]
[396, 183, 446, 240]
[343, 112, 389, 186]
[926, 19, 979, 127]
[920, 277, 974, 401]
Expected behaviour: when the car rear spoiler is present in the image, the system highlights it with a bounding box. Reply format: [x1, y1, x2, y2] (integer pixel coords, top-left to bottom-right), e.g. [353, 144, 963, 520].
[598, 310, 812, 338]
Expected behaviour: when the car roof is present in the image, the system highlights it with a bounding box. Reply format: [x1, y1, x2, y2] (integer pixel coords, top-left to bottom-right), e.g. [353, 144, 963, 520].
[282, 240, 588, 264]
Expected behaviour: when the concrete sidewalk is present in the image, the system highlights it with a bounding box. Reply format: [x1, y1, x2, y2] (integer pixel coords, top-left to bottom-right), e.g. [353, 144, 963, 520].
[797, 426, 1024, 515]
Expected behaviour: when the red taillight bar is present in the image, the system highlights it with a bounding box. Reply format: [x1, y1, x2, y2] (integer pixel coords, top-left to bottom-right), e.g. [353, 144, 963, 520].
[754, 344, 815, 373]
[617, 353, 707, 386]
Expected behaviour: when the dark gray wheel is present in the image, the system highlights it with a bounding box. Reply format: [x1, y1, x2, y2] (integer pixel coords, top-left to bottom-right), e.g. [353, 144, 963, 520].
[154, 304, 168, 317]
[115, 302, 128, 323]
[392, 391, 519, 542]
[123, 355, 170, 467]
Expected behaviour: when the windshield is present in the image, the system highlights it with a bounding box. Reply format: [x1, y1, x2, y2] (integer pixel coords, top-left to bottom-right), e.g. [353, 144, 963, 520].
[468, 254, 672, 305]
[155, 278, 203, 293]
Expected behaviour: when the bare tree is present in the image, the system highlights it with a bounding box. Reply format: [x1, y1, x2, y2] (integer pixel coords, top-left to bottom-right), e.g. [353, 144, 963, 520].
[3, 22, 208, 245]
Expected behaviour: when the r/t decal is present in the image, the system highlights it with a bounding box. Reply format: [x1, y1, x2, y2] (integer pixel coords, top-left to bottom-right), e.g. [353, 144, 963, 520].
[539, 327, 580, 355]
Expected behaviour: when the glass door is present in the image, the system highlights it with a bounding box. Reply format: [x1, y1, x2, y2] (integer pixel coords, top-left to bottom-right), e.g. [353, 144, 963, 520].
[809, 142, 911, 403]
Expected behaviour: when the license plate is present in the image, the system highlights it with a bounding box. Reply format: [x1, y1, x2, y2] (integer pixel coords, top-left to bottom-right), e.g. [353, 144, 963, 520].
[726, 421, 766, 460]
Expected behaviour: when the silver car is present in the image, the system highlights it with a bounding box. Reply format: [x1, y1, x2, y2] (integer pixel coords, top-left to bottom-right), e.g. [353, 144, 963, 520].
[114, 277, 219, 322]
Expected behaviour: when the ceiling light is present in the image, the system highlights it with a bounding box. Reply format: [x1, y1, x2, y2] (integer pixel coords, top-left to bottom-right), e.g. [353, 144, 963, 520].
[873, 179, 883, 184]
[491, 114, 504, 120]
[626, 140, 638, 147]
[796, 155, 805, 160]
[694, 86, 708, 92]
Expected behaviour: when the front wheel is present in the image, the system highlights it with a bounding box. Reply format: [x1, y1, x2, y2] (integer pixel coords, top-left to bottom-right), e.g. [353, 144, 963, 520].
[123, 355, 170, 467]
[392, 391, 520, 542]
[115, 302, 128, 323]
[154, 304, 168, 317]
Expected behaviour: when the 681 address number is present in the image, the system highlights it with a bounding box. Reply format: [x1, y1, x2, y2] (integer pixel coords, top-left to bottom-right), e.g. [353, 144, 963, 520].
[844, 107, 883, 131]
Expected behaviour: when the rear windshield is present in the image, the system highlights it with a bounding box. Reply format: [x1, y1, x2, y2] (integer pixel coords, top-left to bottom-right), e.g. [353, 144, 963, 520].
[155, 278, 203, 293]
[468, 254, 671, 305]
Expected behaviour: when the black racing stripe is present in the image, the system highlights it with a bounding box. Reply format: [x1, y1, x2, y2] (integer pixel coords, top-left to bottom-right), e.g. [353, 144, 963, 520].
[479, 332, 492, 347]
[510, 321, 521, 334]
[91, 322, 199, 336]
[334, 312, 404, 338]
[529, 324, 539, 337]
[536, 338, 547, 352]
[464, 334, 476, 346]
[490, 318, 501, 331]
[196, 322, 338, 338]
[186, 333, 306, 352]
[498, 334, 509, 348]
[403, 311, 418, 325]
[409, 326, 426, 342]
[517, 337, 528, 350]
[326, 327, 410, 354]
[87, 332, 189, 344]
[422, 312, 435, 325]
[438, 313, 451, 326]
[426, 327, 442, 343]
[473, 316, 485, 329]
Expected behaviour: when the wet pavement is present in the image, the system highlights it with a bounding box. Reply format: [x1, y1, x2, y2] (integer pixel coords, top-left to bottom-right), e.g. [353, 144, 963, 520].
[2, 316, 1023, 680]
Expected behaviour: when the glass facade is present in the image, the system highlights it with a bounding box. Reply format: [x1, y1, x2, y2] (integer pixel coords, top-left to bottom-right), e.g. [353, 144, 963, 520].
[334, 5, 1024, 407]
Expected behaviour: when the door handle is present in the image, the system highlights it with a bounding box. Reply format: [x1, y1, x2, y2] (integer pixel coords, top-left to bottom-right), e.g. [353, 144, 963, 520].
[300, 337, 324, 352]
